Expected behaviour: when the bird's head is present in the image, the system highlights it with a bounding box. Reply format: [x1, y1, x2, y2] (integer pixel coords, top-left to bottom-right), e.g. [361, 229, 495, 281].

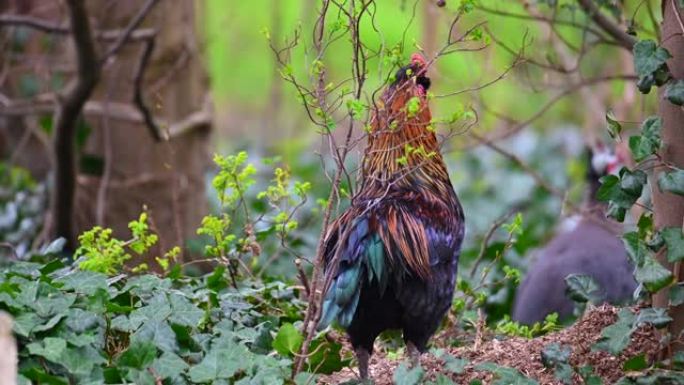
[391, 53, 431, 96]
[589, 141, 624, 178]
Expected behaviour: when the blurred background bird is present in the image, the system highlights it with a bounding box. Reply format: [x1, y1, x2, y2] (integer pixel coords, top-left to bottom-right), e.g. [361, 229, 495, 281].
[512, 143, 637, 325]
[317, 53, 465, 379]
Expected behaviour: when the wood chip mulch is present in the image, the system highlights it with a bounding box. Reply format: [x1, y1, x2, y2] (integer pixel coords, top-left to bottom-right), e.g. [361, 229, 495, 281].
[317, 305, 660, 384]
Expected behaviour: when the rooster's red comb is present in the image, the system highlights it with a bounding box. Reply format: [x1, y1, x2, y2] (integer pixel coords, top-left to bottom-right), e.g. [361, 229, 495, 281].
[410, 53, 427, 67]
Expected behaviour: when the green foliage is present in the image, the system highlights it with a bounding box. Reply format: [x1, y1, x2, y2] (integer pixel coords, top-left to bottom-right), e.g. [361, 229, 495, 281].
[594, 308, 671, 356]
[541, 343, 573, 385]
[0, 163, 45, 257]
[393, 363, 424, 385]
[212, 152, 257, 206]
[593, 308, 637, 355]
[495, 313, 560, 339]
[475, 362, 539, 385]
[616, 369, 684, 385]
[661, 227, 684, 263]
[565, 274, 602, 304]
[658, 168, 684, 197]
[628, 116, 662, 162]
[597, 168, 647, 222]
[0, 254, 325, 384]
[664, 79, 684, 106]
[76, 212, 158, 275]
[272, 322, 303, 356]
[605, 110, 622, 140]
[632, 40, 672, 94]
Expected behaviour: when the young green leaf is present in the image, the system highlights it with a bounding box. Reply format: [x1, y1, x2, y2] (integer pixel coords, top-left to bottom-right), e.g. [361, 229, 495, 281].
[628, 116, 662, 162]
[272, 323, 303, 356]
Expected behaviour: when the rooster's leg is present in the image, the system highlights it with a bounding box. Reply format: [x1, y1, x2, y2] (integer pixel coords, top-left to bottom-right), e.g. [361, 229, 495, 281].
[355, 347, 370, 379]
[406, 341, 421, 368]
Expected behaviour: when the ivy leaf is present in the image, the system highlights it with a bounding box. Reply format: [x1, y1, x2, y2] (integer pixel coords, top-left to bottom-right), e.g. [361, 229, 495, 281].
[26, 337, 67, 363]
[623, 232, 649, 266]
[635, 256, 674, 293]
[670, 284, 684, 307]
[272, 323, 303, 356]
[658, 168, 684, 197]
[428, 375, 457, 385]
[665, 79, 684, 106]
[60, 345, 107, 378]
[628, 116, 662, 162]
[605, 110, 622, 139]
[633, 40, 672, 93]
[541, 343, 571, 367]
[129, 295, 172, 329]
[541, 343, 573, 385]
[55, 270, 109, 296]
[117, 341, 157, 369]
[620, 169, 648, 196]
[565, 274, 603, 304]
[593, 309, 636, 355]
[475, 362, 539, 385]
[662, 227, 684, 262]
[168, 293, 204, 328]
[443, 355, 468, 374]
[597, 168, 646, 222]
[151, 352, 189, 379]
[187, 339, 250, 382]
[130, 319, 178, 352]
[393, 363, 424, 385]
[636, 308, 672, 329]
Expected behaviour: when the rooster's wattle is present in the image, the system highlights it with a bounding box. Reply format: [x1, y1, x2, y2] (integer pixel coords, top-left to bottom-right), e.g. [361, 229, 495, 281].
[318, 54, 465, 379]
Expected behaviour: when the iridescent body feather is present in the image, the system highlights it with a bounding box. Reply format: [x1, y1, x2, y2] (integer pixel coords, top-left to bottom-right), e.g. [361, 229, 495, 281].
[318, 54, 465, 378]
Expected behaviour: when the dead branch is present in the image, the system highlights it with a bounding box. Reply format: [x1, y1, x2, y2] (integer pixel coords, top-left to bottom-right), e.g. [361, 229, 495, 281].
[52, 0, 100, 249]
[101, 0, 160, 62]
[132, 38, 164, 140]
[0, 14, 155, 41]
[577, 0, 636, 50]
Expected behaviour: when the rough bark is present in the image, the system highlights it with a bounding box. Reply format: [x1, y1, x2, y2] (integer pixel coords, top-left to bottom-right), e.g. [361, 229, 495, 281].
[653, 0, 684, 351]
[52, 0, 100, 250]
[74, 0, 210, 268]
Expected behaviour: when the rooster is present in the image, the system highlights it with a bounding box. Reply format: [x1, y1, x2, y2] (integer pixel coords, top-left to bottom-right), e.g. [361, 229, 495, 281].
[317, 53, 465, 379]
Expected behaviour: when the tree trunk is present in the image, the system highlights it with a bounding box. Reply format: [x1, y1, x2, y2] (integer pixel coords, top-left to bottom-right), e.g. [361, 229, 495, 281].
[73, 0, 210, 268]
[653, 0, 684, 351]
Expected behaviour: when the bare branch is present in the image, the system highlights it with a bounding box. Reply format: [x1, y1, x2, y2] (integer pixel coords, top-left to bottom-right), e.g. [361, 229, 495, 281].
[577, 0, 637, 50]
[132, 38, 164, 141]
[101, 0, 160, 62]
[0, 14, 67, 34]
[0, 14, 155, 41]
[52, 0, 101, 248]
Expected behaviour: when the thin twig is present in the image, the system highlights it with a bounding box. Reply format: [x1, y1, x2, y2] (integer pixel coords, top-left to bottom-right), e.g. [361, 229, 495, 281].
[132, 38, 164, 141]
[101, 0, 160, 62]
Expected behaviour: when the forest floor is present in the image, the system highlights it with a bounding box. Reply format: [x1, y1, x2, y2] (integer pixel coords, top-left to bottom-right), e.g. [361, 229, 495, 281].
[318, 305, 660, 384]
